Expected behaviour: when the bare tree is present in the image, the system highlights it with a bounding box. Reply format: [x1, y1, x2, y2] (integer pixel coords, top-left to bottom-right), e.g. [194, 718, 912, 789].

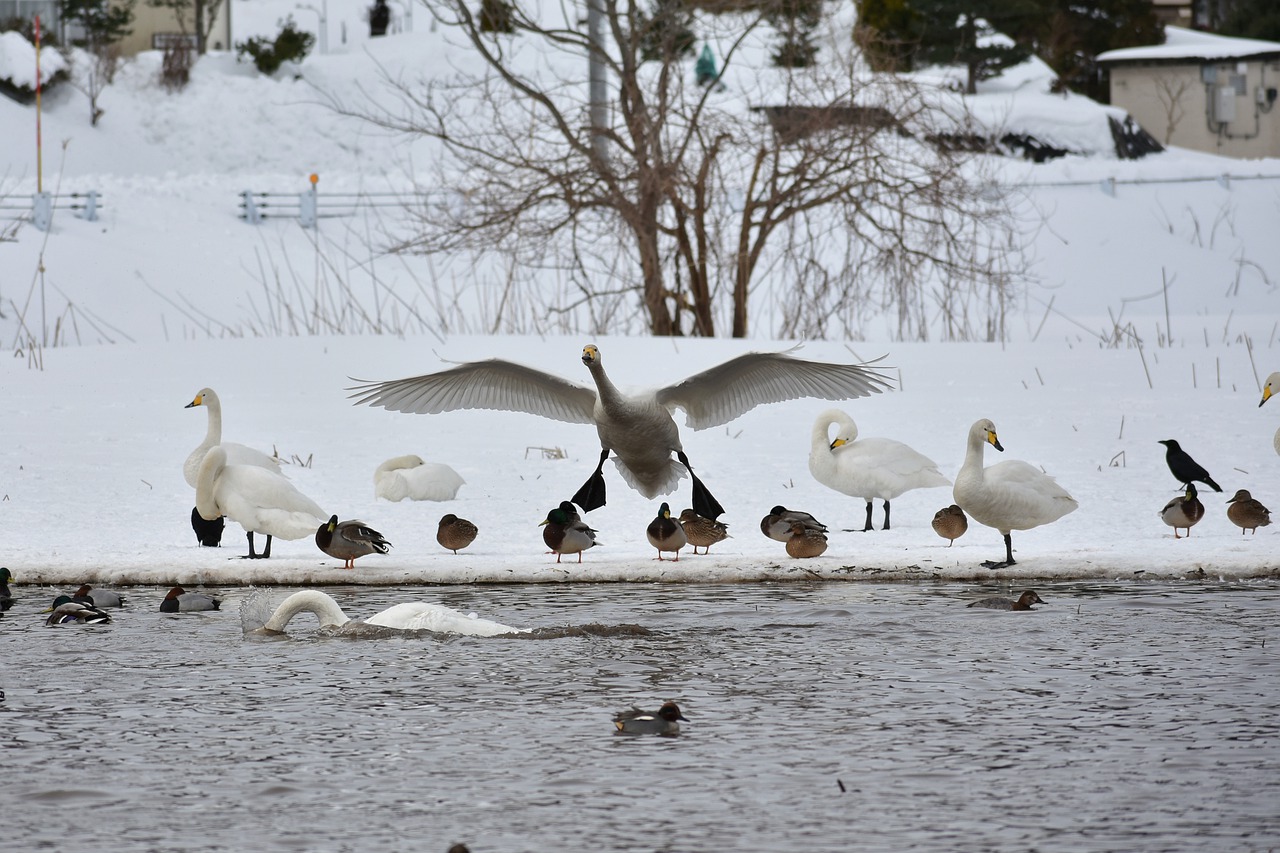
[325, 0, 1020, 339]
[1153, 75, 1192, 145]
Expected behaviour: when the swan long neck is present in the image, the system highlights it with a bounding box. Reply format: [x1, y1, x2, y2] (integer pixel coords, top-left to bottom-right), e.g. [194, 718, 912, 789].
[202, 392, 224, 447]
[962, 426, 988, 479]
[263, 590, 351, 632]
[194, 447, 226, 521]
[586, 360, 627, 413]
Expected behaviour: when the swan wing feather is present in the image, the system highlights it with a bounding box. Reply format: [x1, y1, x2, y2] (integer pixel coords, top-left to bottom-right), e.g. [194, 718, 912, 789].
[349, 359, 597, 425]
[656, 352, 892, 430]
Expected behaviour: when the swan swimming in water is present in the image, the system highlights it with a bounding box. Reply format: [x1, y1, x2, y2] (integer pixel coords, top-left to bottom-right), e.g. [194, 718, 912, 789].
[196, 446, 327, 559]
[349, 344, 891, 519]
[256, 590, 525, 636]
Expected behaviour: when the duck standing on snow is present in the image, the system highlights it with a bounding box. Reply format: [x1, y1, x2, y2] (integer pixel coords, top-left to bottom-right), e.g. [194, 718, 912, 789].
[613, 701, 687, 736]
[349, 344, 891, 520]
[760, 506, 828, 542]
[315, 516, 392, 569]
[678, 509, 729, 555]
[46, 596, 112, 626]
[808, 409, 950, 531]
[931, 504, 968, 546]
[1260, 373, 1280, 456]
[1226, 489, 1271, 534]
[374, 455, 465, 502]
[1159, 484, 1205, 538]
[967, 590, 1044, 611]
[160, 586, 221, 613]
[1158, 439, 1223, 492]
[184, 387, 283, 547]
[196, 446, 327, 559]
[539, 505, 600, 563]
[437, 514, 479, 553]
[646, 502, 687, 561]
[784, 520, 828, 558]
[953, 419, 1077, 570]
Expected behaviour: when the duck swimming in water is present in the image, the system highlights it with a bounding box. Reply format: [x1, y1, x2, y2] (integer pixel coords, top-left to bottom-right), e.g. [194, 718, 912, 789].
[349, 344, 890, 519]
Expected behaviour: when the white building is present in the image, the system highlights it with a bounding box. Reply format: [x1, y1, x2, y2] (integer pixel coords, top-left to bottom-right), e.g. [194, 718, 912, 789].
[1098, 26, 1280, 159]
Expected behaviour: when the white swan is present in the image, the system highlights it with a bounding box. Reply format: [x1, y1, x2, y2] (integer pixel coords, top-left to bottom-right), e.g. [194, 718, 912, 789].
[808, 409, 950, 531]
[1261, 372, 1280, 456]
[952, 418, 1077, 569]
[374, 455, 465, 502]
[259, 590, 525, 636]
[196, 446, 327, 559]
[350, 344, 891, 520]
[183, 387, 281, 487]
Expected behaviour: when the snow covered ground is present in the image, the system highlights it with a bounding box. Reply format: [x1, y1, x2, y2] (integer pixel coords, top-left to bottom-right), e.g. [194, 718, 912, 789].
[0, 3, 1278, 588]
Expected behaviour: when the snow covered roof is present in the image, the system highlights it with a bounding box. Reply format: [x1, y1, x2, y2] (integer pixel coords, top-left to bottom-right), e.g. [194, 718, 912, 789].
[1097, 26, 1280, 64]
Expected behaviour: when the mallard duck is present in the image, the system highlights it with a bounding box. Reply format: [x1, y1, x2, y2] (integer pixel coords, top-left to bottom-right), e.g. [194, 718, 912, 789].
[784, 520, 828, 558]
[931, 504, 968, 546]
[1159, 484, 1205, 538]
[0, 567, 13, 612]
[678, 508, 730, 555]
[45, 595, 111, 626]
[540, 506, 600, 563]
[160, 585, 221, 613]
[967, 590, 1044, 611]
[809, 409, 950, 531]
[257, 590, 525, 636]
[759, 505, 828, 542]
[613, 701, 687, 735]
[1226, 489, 1271, 534]
[196, 446, 327, 559]
[1158, 439, 1223, 492]
[437, 514, 479, 553]
[374, 455, 465, 502]
[1261, 372, 1280, 455]
[646, 502, 687, 561]
[349, 344, 891, 520]
[73, 585, 125, 608]
[184, 387, 282, 547]
[315, 516, 392, 569]
[953, 419, 1078, 569]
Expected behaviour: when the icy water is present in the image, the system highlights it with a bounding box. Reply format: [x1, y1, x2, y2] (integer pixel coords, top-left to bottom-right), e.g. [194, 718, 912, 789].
[4, 580, 1279, 852]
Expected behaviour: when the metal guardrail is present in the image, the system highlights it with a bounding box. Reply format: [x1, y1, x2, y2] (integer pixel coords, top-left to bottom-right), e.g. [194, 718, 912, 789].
[0, 191, 102, 230]
[1018, 171, 1280, 197]
[238, 187, 416, 227]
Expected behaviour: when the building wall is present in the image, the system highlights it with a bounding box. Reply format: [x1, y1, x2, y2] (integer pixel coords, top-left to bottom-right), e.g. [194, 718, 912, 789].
[1110, 59, 1280, 158]
[116, 2, 233, 56]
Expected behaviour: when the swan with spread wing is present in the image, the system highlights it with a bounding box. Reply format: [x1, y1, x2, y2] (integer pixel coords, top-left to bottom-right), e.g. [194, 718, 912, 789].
[349, 344, 891, 519]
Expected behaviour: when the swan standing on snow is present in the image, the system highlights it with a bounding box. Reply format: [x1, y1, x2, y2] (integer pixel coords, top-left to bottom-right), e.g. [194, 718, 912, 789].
[808, 409, 950, 531]
[184, 387, 283, 547]
[258, 589, 524, 636]
[374, 455, 465, 502]
[952, 419, 1078, 569]
[196, 446, 327, 559]
[349, 344, 891, 520]
[1261, 372, 1280, 456]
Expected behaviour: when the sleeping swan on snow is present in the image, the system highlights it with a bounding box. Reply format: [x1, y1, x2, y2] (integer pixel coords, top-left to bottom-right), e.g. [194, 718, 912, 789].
[374, 455, 465, 502]
[255, 589, 525, 636]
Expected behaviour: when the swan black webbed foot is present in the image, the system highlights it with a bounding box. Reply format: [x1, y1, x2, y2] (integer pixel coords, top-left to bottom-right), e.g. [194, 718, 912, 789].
[572, 448, 610, 513]
[980, 533, 1015, 570]
[677, 450, 725, 521]
[242, 532, 274, 559]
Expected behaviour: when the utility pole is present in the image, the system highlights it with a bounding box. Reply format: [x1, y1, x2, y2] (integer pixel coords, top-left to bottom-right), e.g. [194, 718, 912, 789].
[586, 0, 609, 165]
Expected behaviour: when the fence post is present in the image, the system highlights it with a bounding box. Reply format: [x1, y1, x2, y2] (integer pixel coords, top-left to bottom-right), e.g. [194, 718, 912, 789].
[299, 173, 319, 228]
[32, 192, 52, 231]
[1099, 177, 1116, 198]
[75, 190, 99, 222]
[241, 190, 262, 224]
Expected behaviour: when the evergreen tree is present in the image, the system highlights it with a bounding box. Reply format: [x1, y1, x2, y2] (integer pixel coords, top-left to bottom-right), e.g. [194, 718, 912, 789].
[639, 0, 696, 63]
[912, 0, 1038, 94]
[1217, 0, 1280, 42]
[1032, 0, 1161, 100]
[768, 0, 824, 68]
[855, 0, 924, 71]
[59, 0, 135, 51]
[479, 0, 516, 34]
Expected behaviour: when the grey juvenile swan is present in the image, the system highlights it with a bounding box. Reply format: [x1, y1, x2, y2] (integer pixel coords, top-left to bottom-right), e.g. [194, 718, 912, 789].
[349, 344, 892, 519]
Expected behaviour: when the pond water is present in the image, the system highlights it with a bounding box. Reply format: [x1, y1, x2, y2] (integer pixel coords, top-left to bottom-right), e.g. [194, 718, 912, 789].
[4, 580, 1278, 852]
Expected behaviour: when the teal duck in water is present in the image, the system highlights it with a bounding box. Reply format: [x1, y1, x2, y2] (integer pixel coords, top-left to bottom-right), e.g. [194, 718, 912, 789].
[613, 701, 687, 735]
[967, 590, 1045, 611]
